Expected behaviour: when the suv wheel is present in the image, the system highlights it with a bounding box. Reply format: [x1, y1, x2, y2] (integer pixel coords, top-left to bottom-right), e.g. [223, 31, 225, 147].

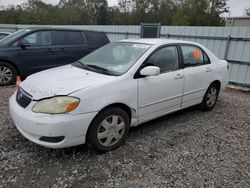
[0, 62, 17, 86]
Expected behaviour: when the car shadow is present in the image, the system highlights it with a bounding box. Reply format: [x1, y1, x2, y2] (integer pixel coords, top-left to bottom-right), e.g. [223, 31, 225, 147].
[129, 104, 200, 133]
[49, 105, 201, 156]
[16, 104, 202, 159]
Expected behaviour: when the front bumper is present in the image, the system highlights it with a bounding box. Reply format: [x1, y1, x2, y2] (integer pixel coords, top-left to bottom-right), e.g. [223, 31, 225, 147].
[9, 94, 97, 149]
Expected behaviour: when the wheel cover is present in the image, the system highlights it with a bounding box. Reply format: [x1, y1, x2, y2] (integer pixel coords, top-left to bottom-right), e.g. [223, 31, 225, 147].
[0, 66, 13, 84]
[97, 115, 126, 147]
[206, 87, 217, 107]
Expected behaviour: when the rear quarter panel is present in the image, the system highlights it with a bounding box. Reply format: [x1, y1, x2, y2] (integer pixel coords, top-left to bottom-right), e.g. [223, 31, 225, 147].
[196, 43, 229, 90]
[214, 59, 228, 90]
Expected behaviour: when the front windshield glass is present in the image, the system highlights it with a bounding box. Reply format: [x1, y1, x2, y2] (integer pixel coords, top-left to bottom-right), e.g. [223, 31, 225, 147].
[77, 42, 151, 75]
[0, 29, 28, 44]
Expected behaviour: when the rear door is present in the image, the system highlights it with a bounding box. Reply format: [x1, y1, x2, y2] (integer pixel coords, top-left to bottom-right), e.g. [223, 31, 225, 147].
[180, 44, 214, 108]
[18, 30, 57, 75]
[53, 30, 89, 65]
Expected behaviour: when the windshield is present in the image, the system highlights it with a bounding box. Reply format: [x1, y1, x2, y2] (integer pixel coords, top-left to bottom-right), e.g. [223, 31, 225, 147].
[75, 42, 151, 75]
[0, 29, 28, 44]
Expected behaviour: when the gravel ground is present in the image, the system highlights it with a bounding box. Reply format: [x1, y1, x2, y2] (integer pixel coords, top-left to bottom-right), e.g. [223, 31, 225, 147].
[0, 87, 249, 188]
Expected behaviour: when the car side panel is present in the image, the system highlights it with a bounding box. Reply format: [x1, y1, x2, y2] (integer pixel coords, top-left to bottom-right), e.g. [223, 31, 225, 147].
[138, 70, 184, 120]
[210, 59, 228, 89]
[53, 44, 90, 65]
[70, 76, 138, 124]
[181, 63, 215, 108]
[18, 45, 57, 76]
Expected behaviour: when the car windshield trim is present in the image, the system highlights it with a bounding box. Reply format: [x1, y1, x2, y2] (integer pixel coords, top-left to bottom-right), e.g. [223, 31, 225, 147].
[74, 42, 152, 76]
[0, 29, 29, 45]
[0, 29, 29, 44]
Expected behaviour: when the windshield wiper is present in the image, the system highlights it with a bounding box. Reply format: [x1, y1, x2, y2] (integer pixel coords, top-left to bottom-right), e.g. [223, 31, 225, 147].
[72, 61, 89, 70]
[85, 64, 109, 71]
[85, 64, 119, 76]
[72, 61, 119, 76]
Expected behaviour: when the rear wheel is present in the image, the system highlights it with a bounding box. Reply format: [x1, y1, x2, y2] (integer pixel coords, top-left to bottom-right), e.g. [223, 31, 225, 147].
[0, 62, 17, 86]
[200, 83, 219, 111]
[87, 107, 130, 152]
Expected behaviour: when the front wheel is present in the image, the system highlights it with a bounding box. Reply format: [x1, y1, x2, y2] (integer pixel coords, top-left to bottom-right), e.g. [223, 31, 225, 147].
[87, 107, 130, 152]
[0, 62, 17, 86]
[200, 83, 219, 111]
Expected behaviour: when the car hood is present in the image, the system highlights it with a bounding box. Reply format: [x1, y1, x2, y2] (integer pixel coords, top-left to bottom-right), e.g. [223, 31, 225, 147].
[20, 65, 115, 100]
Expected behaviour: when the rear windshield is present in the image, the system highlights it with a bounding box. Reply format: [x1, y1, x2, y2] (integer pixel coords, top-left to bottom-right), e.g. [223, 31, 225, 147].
[84, 31, 109, 48]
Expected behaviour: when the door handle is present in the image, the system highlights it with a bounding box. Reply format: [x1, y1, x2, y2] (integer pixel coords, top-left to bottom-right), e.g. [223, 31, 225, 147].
[46, 48, 55, 53]
[206, 68, 212, 72]
[58, 48, 67, 52]
[175, 74, 184, 79]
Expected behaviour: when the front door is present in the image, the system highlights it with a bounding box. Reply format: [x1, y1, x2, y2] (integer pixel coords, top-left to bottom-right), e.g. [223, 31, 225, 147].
[138, 45, 184, 121]
[53, 30, 90, 65]
[18, 30, 56, 76]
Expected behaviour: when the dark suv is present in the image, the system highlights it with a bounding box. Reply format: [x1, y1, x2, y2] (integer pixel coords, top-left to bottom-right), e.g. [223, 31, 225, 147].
[0, 27, 109, 86]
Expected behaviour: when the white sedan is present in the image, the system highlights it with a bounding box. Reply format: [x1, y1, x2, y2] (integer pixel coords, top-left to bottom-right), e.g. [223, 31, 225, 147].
[9, 39, 228, 152]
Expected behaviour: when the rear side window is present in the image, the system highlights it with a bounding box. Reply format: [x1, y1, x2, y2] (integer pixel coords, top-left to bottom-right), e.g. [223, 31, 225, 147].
[54, 31, 83, 45]
[181, 45, 210, 66]
[84, 31, 109, 48]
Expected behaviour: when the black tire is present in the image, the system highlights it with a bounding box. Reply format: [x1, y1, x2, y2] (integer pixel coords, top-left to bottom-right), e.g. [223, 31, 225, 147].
[87, 107, 130, 152]
[200, 83, 220, 111]
[0, 62, 17, 86]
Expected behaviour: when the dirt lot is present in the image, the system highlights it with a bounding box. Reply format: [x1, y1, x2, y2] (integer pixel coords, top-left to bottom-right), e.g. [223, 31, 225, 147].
[0, 87, 249, 188]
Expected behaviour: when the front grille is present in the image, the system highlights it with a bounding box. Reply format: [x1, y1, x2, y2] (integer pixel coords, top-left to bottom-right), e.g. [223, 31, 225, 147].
[16, 88, 32, 108]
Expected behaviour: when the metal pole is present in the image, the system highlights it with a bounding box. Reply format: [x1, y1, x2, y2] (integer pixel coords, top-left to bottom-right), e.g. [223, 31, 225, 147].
[125, 32, 128, 39]
[224, 35, 231, 60]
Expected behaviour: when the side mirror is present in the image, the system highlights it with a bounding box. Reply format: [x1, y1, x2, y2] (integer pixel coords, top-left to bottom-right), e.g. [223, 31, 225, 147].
[18, 40, 30, 48]
[140, 66, 160, 77]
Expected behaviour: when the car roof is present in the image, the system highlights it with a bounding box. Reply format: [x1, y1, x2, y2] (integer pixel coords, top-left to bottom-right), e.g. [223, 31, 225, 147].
[23, 27, 104, 33]
[0, 32, 10, 35]
[120, 38, 199, 45]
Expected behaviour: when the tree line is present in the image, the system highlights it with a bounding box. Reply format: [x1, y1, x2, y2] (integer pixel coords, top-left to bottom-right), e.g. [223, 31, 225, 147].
[0, 0, 229, 26]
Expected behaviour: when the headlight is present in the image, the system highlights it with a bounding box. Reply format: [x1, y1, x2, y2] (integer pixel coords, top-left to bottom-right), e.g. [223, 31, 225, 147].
[32, 96, 80, 114]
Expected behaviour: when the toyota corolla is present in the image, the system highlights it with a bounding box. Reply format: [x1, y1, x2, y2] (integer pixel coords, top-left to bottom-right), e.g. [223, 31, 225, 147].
[9, 39, 228, 152]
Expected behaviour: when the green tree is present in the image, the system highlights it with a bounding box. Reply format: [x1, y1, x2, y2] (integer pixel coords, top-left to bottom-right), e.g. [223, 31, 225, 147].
[206, 0, 229, 25]
[0, 0, 229, 26]
[86, 0, 108, 24]
[172, 0, 228, 26]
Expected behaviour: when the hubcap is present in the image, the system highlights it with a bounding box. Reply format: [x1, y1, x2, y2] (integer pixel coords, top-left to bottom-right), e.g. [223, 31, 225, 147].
[97, 115, 125, 147]
[206, 87, 217, 107]
[0, 66, 12, 84]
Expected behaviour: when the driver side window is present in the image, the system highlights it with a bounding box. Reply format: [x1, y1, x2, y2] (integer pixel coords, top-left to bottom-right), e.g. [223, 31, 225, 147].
[21, 31, 52, 46]
[145, 46, 179, 73]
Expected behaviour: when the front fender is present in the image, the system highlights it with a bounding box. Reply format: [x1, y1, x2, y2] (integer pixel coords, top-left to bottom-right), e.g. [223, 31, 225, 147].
[69, 77, 138, 117]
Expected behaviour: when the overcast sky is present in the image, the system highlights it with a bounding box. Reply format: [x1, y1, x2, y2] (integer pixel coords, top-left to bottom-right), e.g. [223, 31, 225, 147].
[0, 0, 249, 17]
